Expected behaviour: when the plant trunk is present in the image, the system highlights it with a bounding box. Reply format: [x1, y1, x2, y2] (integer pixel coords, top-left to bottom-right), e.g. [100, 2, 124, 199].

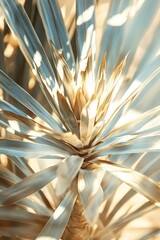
[63, 197, 92, 240]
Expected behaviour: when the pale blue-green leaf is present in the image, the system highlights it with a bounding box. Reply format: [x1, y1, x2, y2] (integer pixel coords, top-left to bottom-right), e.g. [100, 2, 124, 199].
[0, 0, 56, 94]
[0, 205, 47, 223]
[36, 187, 77, 240]
[98, 136, 160, 156]
[0, 99, 28, 117]
[0, 139, 67, 158]
[98, 0, 159, 76]
[76, 0, 95, 65]
[78, 169, 104, 224]
[37, 0, 75, 72]
[0, 70, 62, 132]
[55, 155, 83, 196]
[100, 160, 160, 205]
[0, 164, 58, 205]
[100, 67, 160, 140]
[9, 156, 34, 176]
[97, 0, 130, 74]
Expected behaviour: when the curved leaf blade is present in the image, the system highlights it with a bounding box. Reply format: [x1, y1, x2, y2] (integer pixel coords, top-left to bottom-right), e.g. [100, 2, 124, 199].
[0, 139, 67, 158]
[37, 0, 75, 72]
[0, 165, 58, 206]
[55, 155, 83, 196]
[0, 70, 62, 132]
[36, 187, 77, 240]
[0, 0, 56, 92]
[78, 169, 104, 224]
[100, 160, 160, 206]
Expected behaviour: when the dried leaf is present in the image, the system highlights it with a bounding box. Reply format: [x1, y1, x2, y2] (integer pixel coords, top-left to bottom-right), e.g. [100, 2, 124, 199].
[57, 91, 79, 136]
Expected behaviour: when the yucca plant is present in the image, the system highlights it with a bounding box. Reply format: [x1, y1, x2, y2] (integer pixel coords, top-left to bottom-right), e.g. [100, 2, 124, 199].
[0, 0, 160, 239]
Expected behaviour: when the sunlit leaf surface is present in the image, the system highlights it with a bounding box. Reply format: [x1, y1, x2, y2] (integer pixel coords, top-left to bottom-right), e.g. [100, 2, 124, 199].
[0, 0, 160, 239]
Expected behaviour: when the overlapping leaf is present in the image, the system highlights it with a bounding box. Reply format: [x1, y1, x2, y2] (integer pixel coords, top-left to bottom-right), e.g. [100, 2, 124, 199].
[0, 70, 62, 132]
[37, 0, 75, 72]
[0, 164, 58, 205]
[0, 0, 159, 239]
[78, 169, 104, 224]
[99, 160, 160, 205]
[36, 187, 77, 240]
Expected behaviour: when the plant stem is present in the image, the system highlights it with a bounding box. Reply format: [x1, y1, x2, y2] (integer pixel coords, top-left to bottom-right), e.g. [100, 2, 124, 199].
[63, 196, 91, 240]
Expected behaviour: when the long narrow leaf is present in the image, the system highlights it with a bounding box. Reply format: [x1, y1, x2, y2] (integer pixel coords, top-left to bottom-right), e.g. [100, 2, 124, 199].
[36, 187, 77, 240]
[0, 0, 56, 94]
[78, 169, 104, 224]
[0, 139, 67, 158]
[37, 0, 75, 71]
[0, 165, 58, 205]
[55, 155, 83, 196]
[76, 0, 96, 69]
[99, 160, 160, 205]
[0, 70, 62, 132]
